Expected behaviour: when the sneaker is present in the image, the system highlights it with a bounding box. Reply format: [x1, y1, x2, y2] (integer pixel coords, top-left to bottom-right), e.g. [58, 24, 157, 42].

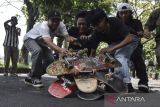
[24, 77, 44, 88]
[32, 79, 44, 88]
[138, 84, 149, 93]
[3, 72, 8, 76]
[125, 83, 135, 93]
[10, 73, 18, 77]
[24, 77, 33, 85]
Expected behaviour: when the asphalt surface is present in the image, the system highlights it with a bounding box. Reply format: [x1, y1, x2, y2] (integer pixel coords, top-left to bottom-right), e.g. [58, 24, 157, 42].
[0, 74, 160, 107]
[0, 74, 103, 107]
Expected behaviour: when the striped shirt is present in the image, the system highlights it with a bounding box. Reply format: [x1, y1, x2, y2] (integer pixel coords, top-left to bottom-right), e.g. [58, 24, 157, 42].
[3, 24, 20, 47]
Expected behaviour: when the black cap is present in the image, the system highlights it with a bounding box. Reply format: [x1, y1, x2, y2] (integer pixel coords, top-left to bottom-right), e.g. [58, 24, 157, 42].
[48, 10, 61, 20]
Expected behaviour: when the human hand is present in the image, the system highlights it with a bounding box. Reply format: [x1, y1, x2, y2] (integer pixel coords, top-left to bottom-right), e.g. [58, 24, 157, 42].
[143, 29, 151, 39]
[58, 48, 68, 54]
[65, 36, 77, 42]
[100, 47, 114, 54]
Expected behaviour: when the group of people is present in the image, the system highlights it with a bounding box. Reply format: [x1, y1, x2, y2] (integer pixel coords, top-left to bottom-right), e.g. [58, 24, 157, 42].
[3, 3, 160, 93]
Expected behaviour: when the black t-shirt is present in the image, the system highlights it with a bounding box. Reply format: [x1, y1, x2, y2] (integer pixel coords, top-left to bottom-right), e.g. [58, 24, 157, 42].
[125, 19, 143, 36]
[68, 27, 92, 55]
[89, 17, 130, 49]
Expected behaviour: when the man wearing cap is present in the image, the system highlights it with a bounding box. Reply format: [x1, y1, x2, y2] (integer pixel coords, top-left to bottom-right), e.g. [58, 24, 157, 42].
[144, 8, 160, 70]
[88, 8, 138, 93]
[116, 3, 149, 92]
[23, 10, 76, 88]
[3, 16, 21, 76]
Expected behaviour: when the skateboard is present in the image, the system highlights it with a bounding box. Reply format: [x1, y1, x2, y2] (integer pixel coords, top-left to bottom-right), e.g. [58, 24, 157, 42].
[96, 52, 125, 93]
[47, 49, 107, 98]
[74, 52, 122, 94]
[77, 90, 104, 100]
[96, 52, 122, 68]
[47, 50, 107, 76]
[74, 73, 97, 93]
[76, 69, 124, 101]
[71, 55, 108, 94]
[47, 50, 123, 99]
[96, 70, 126, 93]
[47, 59, 73, 76]
[48, 77, 77, 98]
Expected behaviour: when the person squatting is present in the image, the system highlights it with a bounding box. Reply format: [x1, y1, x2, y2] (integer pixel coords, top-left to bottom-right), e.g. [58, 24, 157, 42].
[4, 3, 159, 93]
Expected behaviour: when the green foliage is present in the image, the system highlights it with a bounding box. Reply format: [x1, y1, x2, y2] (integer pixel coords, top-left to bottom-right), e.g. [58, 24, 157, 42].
[17, 63, 31, 68]
[96, 42, 108, 54]
[0, 59, 30, 68]
[0, 59, 4, 68]
[21, 0, 160, 72]
[22, 0, 112, 26]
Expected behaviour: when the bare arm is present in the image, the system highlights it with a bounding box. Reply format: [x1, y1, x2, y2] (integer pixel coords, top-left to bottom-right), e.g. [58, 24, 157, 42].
[90, 34, 133, 56]
[64, 34, 77, 43]
[100, 34, 133, 53]
[137, 31, 144, 37]
[17, 28, 21, 36]
[143, 27, 152, 39]
[111, 34, 133, 50]
[4, 20, 11, 29]
[89, 49, 96, 57]
[42, 37, 68, 53]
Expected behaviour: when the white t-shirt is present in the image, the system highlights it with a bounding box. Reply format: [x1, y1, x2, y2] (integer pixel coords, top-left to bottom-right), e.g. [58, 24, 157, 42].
[23, 21, 68, 40]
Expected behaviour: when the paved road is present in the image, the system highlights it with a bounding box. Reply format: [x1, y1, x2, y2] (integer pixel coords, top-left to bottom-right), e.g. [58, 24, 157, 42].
[0, 74, 160, 107]
[0, 74, 103, 107]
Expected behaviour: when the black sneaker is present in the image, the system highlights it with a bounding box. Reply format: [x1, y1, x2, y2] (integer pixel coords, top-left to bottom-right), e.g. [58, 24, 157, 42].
[125, 83, 135, 93]
[10, 73, 18, 77]
[24, 77, 44, 88]
[138, 84, 149, 93]
[4, 72, 8, 76]
[24, 77, 32, 85]
[32, 79, 44, 88]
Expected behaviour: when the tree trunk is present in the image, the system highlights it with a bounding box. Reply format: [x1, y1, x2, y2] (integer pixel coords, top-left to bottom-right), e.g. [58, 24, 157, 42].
[20, 0, 39, 65]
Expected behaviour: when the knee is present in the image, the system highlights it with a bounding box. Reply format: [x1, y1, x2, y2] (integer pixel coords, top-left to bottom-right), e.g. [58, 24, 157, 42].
[33, 47, 42, 55]
[115, 55, 127, 61]
[115, 55, 129, 66]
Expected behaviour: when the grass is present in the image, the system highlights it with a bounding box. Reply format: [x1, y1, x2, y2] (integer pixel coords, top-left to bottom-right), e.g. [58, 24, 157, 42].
[0, 59, 4, 67]
[0, 59, 31, 68]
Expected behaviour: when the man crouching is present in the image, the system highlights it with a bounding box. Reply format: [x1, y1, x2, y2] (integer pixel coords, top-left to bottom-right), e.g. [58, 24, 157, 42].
[88, 8, 138, 93]
[23, 11, 76, 88]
